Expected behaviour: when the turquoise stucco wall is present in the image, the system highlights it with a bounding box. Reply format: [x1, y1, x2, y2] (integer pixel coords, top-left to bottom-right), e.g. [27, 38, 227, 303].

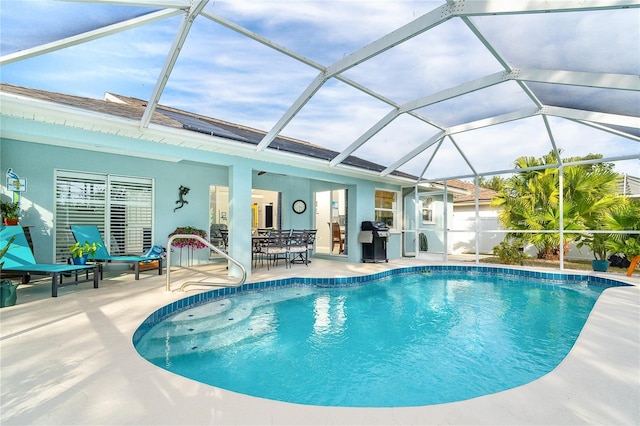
[1, 130, 405, 269]
[1, 138, 228, 263]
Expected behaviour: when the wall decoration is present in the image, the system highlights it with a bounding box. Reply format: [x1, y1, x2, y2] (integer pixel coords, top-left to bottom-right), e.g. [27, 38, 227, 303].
[174, 185, 190, 212]
[6, 168, 26, 204]
[292, 199, 306, 214]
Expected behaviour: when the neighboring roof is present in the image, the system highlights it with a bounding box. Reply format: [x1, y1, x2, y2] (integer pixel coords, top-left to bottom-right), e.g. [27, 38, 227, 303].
[449, 179, 498, 205]
[0, 1, 637, 182]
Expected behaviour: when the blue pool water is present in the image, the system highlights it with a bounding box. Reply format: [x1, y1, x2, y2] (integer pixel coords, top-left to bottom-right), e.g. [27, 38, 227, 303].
[134, 267, 624, 407]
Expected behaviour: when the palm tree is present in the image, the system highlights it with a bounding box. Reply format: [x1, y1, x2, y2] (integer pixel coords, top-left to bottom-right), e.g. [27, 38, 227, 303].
[568, 163, 620, 260]
[605, 200, 640, 260]
[492, 151, 621, 260]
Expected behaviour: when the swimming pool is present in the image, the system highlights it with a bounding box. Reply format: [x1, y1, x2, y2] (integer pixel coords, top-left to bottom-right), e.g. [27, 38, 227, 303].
[133, 266, 627, 407]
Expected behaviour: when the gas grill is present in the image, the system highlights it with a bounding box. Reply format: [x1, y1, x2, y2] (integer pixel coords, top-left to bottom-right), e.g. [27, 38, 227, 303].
[359, 221, 390, 263]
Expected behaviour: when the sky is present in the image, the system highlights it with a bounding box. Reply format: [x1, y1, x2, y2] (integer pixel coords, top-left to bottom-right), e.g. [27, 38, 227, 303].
[1, 0, 639, 179]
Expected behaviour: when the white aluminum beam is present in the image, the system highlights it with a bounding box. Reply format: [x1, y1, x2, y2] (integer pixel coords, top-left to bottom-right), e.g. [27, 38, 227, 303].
[323, 0, 640, 81]
[460, 15, 544, 110]
[334, 65, 637, 170]
[397, 68, 637, 116]
[329, 109, 400, 166]
[419, 153, 640, 183]
[0, 9, 182, 66]
[140, 0, 209, 128]
[454, 0, 640, 16]
[256, 3, 453, 151]
[254, 0, 640, 153]
[201, 10, 320, 70]
[460, 15, 511, 71]
[63, 0, 191, 7]
[419, 138, 445, 181]
[332, 72, 507, 169]
[202, 10, 440, 131]
[381, 131, 445, 176]
[516, 69, 640, 91]
[543, 106, 640, 128]
[449, 107, 541, 134]
[325, 4, 452, 78]
[255, 72, 329, 151]
[543, 115, 563, 167]
[400, 71, 508, 113]
[571, 120, 640, 142]
[449, 134, 477, 176]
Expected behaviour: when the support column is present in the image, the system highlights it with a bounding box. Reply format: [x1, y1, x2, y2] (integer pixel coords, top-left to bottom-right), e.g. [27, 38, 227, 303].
[443, 181, 448, 262]
[228, 163, 253, 278]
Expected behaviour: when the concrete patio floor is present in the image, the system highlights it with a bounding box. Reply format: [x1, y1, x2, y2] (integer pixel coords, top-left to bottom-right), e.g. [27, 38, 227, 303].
[1, 257, 639, 425]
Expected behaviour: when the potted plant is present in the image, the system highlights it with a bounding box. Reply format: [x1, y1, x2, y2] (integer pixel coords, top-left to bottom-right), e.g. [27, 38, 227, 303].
[0, 201, 20, 226]
[1, 235, 18, 307]
[577, 232, 610, 272]
[168, 226, 208, 266]
[168, 226, 208, 249]
[69, 241, 102, 265]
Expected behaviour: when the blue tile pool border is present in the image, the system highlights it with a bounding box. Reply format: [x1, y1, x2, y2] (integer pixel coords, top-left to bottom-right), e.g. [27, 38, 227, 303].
[132, 265, 631, 345]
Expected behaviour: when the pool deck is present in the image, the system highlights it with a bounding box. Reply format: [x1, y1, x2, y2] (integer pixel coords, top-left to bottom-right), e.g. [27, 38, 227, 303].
[1, 257, 639, 425]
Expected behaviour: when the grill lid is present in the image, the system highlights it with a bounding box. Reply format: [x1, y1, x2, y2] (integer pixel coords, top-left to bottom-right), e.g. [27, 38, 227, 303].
[361, 221, 389, 231]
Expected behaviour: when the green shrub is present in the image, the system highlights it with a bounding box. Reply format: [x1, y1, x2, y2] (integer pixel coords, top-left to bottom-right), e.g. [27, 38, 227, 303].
[493, 240, 527, 265]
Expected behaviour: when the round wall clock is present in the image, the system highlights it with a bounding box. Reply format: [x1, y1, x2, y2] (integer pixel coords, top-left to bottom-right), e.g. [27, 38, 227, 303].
[292, 199, 307, 214]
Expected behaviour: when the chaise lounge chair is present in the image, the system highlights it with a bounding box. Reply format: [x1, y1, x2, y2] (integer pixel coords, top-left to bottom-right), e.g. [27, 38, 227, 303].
[1, 226, 99, 297]
[70, 225, 162, 280]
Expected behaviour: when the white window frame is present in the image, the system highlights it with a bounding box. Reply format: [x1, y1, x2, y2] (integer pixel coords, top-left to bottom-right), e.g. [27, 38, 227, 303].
[54, 169, 154, 263]
[421, 196, 435, 224]
[374, 189, 400, 231]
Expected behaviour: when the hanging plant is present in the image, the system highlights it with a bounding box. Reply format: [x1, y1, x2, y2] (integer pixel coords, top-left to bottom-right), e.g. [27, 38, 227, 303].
[168, 226, 208, 249]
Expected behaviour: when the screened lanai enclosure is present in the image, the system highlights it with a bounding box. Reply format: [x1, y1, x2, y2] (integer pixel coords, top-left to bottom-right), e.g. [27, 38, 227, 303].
[1, 0, 639, 267]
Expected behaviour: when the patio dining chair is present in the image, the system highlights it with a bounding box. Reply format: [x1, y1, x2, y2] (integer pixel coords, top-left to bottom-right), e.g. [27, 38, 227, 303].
[290, 229, 316, 265]
[219, 229, 229, 253]
[209, 224, 228, 251]
[288, 229, 309, 266]
[306, 229, 317, 261]
[70, 225, 162, 280]
[252, 230, 270, 268]
[331, 222, 344, 253]
[263, 229, 291, 270]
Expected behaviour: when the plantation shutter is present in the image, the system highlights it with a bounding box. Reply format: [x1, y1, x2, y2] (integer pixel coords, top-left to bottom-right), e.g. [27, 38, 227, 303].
[55, 171, 107, 263]
[108, 176, 154, 256]
[54, 170, 154, 263]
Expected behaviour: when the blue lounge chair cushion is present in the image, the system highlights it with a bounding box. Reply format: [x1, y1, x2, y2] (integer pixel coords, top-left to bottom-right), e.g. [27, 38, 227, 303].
[70, 225, 162, 280]
[1, 226, 98, 297]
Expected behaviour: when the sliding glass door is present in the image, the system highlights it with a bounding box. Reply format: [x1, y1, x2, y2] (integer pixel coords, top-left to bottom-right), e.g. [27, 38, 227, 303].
[314, 189, 347, 255]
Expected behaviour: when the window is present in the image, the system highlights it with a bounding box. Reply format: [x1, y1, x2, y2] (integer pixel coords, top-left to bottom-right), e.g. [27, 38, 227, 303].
[55, 170, 154, 262]
[421, 196, 434, 224]
[374, 189, 398, 229]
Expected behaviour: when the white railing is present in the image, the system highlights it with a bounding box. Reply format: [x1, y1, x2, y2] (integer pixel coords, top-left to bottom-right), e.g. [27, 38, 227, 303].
[165, 234, 246, 293]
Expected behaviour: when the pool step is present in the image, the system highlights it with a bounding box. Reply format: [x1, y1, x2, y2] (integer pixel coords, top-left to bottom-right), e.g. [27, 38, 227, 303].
[137, 288, 314, 360]
[150, 302, 254, 337]
[138, 306, 276, 360]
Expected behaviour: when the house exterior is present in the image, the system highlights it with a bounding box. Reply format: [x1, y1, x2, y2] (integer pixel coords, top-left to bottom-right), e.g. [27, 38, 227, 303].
[0, 83, 460, 277]
[618, 174, 640, 199]
[449, 175, 640, 260]
[449, 179, 502, 255]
